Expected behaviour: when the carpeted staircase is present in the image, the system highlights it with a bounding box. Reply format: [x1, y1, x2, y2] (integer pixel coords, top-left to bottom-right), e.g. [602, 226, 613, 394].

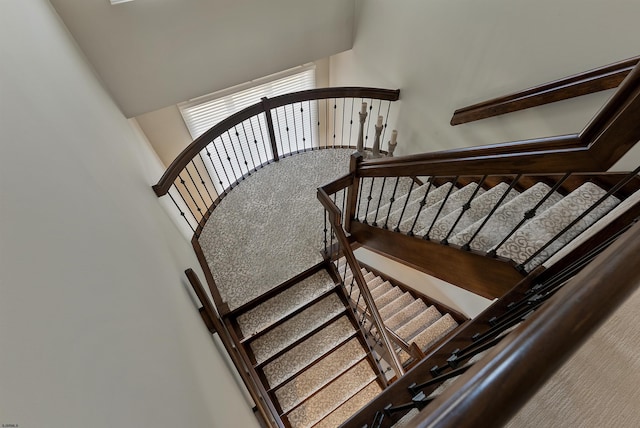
[335, 258, 461, 365]
[356, 178, 621, 271]
[233, 270, 384, 427]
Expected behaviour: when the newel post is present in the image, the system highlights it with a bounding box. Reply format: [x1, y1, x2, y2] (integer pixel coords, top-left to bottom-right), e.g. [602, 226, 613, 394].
[345, 152, 364, 232]
[261, 97, 279, 162]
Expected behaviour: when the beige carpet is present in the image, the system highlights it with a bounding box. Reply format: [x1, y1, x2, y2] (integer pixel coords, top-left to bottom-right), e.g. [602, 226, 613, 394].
[506, 283, 640, 427]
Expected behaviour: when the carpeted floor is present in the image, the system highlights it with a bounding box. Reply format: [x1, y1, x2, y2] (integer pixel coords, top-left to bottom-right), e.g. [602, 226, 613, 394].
[198, 149, 353, 310]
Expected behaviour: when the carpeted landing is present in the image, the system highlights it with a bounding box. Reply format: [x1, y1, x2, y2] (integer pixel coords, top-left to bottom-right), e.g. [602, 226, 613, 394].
[198, 149, 353, 311]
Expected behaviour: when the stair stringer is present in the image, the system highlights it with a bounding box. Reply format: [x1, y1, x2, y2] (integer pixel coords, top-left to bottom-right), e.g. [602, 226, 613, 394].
[350, 221, 525, 300]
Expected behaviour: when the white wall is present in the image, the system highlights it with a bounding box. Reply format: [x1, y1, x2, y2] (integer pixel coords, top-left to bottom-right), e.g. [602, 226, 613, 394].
[0, 2, 258, 427]
[331, 0, 640, 162]
[49, 0, 355, 117]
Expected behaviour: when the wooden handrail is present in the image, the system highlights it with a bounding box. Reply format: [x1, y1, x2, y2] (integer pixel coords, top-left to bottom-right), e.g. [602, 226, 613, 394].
[184, 269, 284, 428]
[152, 87, 400, 197]
[451, 55, 640, 125]
[318, 188, 405, 378]
[408, 220, 640, 428]
[358, 61, 640, 178]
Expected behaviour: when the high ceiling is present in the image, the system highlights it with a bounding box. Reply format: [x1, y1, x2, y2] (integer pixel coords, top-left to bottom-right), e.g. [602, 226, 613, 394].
[49, 0, 355, 117]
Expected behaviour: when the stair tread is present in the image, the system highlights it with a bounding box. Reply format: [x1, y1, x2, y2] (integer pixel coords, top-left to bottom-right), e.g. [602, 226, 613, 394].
[236, 270, 336, 337]
[274, 338, 367, 414]
[365, 181, 430, 226]
[370, 280, 393, 299]
[429, 182, 520, 242]
[449, 182, 564, 252]
[250, 293, 345, 364]
[349, 276, 385, 302]
[394, 305, 442, 341]
[287, 359, 376, 428]
[413, 313, 459, 352]
[385, 299, 429, 331]
[393, 183, 455, 233]
[497, 182, 620, 271]
[358, 177, 416, 223]
[415, 183, 485, 237]
[379, 292, 415, 320]
[263, 316, 355, 389]
[312, 380, 383, 428]
[374, 286, 404, 309]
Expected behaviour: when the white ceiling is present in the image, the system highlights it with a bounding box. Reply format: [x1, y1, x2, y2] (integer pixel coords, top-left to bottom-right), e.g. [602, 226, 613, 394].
[49, 0, 355, 117]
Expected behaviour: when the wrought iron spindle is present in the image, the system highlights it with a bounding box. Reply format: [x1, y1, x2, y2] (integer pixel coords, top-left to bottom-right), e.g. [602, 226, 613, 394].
[308, 100, 314, 150]
[408, 178, 435, 236]
[381, 101, 392, 151]
[185, 165, 209, 210]
[363, 177, 376, 223]
[291, 103, 300, 152]
[340, 98, 346, 147]
[348, 98, 355, 146]
[239, 123, 258, 172]
[383, 178, 402, 229]
[392, 180, 416, 232]
[408, 364, 472, 395]
[371, 178, 388, 227]
[177, 173, 204, 219]
[168, 190, 195, 232]
[247, 119, 263, 166]
[324, 99, 329, 148]
[364, 99, 373, 149]
[282, 105, 293, 154]
[462, 174, 523, 251]
[230, 129, 251, 176]
[204, 145, 227, 193]
[517, 166, 640, 271]
[333, 99, 337, 148]
[301, 103, 307, 151]
[225, 131, 246, 178]
[323, 210, 328, 256]
[192, 157, 215, 203]
[488, 173, 571, 257]
[423, 177, 459, 239]
[254, 115, 271, 162]
[216, 137, 239, 187]
[441, 176, 487, 244]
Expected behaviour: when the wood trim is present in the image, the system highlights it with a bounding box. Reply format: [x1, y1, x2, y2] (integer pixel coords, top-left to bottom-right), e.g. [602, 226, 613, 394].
[451, 55, 640, 125]
[266, 87, 400, 109]
[191, 236, 230, 315]
[184, 269, 283, 428]
[413, 220, 640, 428]
[350, 221, 524, 300]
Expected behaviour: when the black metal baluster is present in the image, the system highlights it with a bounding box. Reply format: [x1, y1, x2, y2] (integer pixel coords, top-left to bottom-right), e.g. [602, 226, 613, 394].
[341, 188, 347, 228]
[372, 178, 388, 227]
[255, 115, 271, 163]
[333, 99, 337, 148]
[383, 178, 401, 229]
[364, 99, 373, 149]
[423, 177, 459, 240]
[356, 177, 366, 221]
[324, 99, 329, 148]
[408, 364, 472, 395]
[168, 189, 195, 232]
[231, 128, 251, 176]
[308, 100, 314, 150]
[203, 145, 226, 194]
[283, 105, 294, 154]
[363, 178, 376, 224]
[185, 164, 209, 210]
[517, 166, 640, 271]
[272, 107, 286, 156]
[240, 123, 258, 172]
[441, 176, 487, 245]
[408, 178, 435, 236]
[323, 210, 328, 256]
[300, 103, 306, 151]
[381, 101, 392, 151]
[292, 103, 300, 152]
[193, 155, 215, 203]
[488, 173, 571, 257]
[177, 172, 204, 220]
[247, 118, 263, 166]
[462, 174, 523, 251]
[217, 135, 240, 186]
[211, 141, 233, 191]
[340, 98, 346, 147]
[224, 131, 246, 179]
[348, 98, 355, 147]
[393, 180, 416, 232]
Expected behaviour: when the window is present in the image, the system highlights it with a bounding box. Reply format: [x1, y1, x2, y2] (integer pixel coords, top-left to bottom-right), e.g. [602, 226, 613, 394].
[178, 65, 317, 193]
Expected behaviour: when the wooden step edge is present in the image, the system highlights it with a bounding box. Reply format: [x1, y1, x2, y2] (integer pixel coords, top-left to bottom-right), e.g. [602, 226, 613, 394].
[279, 355, 371, 419]
[254, 311, 350, 370]
[265, 331, 359, 393]
[309, 378, 381, 428]
[239, 285, 340, 344]
[225, 261, 328, 318]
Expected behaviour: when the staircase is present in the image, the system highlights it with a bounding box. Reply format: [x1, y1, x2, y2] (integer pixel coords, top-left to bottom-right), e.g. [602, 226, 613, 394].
[355, 177, 623, 273]
[230, 269, 384, 428]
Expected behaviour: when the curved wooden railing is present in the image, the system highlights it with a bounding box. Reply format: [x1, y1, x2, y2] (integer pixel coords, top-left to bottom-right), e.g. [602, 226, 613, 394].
[152, 87, 400, 237]
[450, 55, 640, 125]
[358, 60, 640, 178]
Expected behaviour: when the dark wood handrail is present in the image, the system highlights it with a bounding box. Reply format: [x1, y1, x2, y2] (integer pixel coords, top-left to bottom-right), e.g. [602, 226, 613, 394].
[152, 87, 400, 197]
[185, 269, 284, 428]
[408, 220, 640, 428]
[318, 187, 405, 377]
[358, 61, 640, 178]
[451, 55, 640, 125]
